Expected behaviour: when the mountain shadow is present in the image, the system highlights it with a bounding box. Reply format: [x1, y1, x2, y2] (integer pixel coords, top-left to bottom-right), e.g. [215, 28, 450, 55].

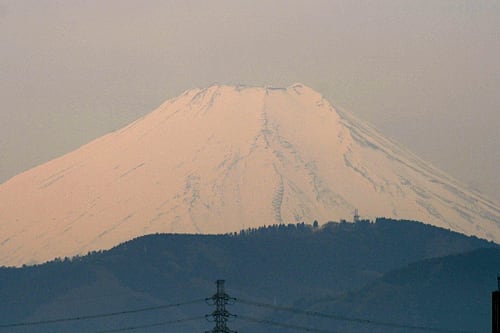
[296, 247, 500, 333]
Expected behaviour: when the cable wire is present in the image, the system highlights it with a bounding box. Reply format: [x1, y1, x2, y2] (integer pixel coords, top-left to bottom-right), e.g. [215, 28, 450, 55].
[238, 314, 339, 333]
[0, 298, 204, 329]
[236, 298, 474, 333]
[96, 315, 205, 333]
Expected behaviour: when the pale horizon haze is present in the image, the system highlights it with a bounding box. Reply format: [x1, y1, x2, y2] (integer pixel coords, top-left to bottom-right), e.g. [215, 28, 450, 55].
[1, 0, 499, 201]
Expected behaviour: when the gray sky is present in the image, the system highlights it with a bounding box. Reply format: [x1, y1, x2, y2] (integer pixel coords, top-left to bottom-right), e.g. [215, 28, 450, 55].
[1, 0, 499, 201]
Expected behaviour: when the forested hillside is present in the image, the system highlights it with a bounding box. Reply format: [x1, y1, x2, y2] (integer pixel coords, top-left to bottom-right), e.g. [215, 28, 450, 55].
[0, 218, 496, 333]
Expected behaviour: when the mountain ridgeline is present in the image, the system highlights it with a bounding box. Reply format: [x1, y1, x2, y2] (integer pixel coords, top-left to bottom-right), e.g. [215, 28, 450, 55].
[0, 84, 498, 267]
[307, 247, 500, 333]
[0, 218, 497, 333]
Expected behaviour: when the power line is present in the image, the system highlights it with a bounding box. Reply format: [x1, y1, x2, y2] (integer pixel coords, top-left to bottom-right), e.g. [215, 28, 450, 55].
[0, 298, 204, 329]
[96, 315, 205, 333]
[236, 298, 474, 333]
[0, 286, 482, 333]
[1, 290, 142, 307]
[238, 314, 339, 333]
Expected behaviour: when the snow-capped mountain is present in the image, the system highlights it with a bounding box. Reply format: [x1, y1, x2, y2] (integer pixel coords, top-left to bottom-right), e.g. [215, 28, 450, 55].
[0, 84, 498, 266]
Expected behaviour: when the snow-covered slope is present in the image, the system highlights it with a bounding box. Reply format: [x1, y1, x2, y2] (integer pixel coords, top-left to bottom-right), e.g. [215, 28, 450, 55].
[0, 84, 498, 266]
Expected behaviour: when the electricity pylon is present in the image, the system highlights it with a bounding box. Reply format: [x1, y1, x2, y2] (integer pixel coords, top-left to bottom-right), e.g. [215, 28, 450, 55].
[205, 280, 237, 333]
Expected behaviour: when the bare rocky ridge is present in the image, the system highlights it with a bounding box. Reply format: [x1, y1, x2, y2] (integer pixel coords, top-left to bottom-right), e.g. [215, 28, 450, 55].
[0, 83, 498, 266]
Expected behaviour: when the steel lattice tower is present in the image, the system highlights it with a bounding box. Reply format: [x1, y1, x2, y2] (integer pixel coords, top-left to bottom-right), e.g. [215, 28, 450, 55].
[206, 280, 237, 333]
[493, 276, 500, 333]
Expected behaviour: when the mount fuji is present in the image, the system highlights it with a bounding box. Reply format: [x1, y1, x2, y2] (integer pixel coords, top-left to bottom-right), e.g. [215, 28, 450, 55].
[0, 84, 498, 266]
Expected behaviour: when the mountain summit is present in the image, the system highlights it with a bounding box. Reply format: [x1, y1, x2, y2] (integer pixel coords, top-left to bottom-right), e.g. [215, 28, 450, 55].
[0, 84, 498, 266]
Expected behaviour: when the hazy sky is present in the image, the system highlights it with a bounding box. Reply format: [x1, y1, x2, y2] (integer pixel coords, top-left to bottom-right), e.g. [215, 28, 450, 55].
[1, 0, 499, 201]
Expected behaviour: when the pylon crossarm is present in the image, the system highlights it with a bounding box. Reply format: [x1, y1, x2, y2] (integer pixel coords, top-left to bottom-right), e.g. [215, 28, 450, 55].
[205, 280, 236, 333]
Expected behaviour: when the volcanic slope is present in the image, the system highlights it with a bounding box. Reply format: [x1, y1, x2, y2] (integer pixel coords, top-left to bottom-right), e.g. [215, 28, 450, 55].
[0, 84, 498, 266]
